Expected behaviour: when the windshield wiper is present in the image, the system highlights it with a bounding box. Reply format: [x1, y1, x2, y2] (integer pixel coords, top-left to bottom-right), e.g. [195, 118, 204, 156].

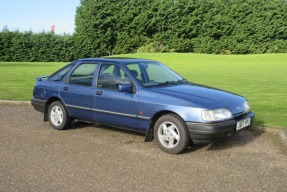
[176, 79, 188, 83]
[156, 79, 188, 86]
[156, 81, 177, 86]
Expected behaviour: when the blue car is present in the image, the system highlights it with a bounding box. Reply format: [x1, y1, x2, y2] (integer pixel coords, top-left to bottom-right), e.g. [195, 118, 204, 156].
[32, 58, 255, 154]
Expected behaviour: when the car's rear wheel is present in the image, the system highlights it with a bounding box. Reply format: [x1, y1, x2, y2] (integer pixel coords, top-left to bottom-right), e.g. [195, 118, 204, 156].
[48, 101, 71, 130]
[154, 114, 190, 154]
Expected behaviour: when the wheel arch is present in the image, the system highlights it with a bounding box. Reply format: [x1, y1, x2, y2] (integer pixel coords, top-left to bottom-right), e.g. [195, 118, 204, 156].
[144, 110, 183, 142]
[44, 97, 63, 121]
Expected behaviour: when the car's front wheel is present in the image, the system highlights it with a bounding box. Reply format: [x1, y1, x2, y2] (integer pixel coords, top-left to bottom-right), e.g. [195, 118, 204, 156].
[154, 114, 190, 154]
[48, 101, 71, 130]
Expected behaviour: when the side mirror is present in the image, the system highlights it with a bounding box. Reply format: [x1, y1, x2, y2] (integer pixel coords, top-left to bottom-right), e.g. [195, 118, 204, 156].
[118, 84, 132, 92]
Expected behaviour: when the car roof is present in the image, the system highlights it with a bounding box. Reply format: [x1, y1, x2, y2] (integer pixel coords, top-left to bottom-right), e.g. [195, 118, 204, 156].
[77, 57, 154, 64]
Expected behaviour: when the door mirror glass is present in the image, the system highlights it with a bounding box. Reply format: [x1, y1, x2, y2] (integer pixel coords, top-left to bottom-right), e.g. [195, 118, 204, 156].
[118, 84, 132, 92]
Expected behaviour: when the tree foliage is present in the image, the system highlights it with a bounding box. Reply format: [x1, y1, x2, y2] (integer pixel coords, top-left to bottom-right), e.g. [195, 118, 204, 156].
[1, 0, 287, 61]
[75, 0, 287, 55]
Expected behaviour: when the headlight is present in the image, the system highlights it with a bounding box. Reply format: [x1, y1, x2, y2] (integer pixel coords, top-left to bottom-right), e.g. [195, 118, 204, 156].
[244, 101, 251, 113]
[202, 108, 232, 122]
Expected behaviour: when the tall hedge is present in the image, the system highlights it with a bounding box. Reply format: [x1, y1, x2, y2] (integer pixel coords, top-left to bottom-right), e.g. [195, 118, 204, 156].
[0, 31, 76, 62]
[1, 0, 287, 62]
[75, 0, 287, 55]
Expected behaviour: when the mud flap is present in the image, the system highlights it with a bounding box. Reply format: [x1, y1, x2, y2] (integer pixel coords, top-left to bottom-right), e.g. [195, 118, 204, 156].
[144, 126, 154, 142]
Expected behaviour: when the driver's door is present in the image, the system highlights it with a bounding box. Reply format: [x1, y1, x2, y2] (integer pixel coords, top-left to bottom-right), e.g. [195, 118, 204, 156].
[92, 63, 138, 129]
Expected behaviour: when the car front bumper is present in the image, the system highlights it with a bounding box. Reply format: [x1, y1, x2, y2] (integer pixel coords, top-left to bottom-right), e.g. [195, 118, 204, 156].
[31, 97, 47, 113]
[186, 112, 255, 144]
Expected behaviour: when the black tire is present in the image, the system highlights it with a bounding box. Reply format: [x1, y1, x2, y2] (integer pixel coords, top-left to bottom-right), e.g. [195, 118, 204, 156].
[154, 114, 190, 154]
[48, 101, 71, 130]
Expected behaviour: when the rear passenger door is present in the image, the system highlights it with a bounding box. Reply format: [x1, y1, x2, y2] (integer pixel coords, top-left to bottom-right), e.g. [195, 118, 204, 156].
[92, 63, 138, 129]
[60, 62, 98, 121]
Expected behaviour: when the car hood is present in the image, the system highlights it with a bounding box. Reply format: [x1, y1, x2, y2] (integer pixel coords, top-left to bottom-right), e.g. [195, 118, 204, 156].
[148, 83, 247, 115]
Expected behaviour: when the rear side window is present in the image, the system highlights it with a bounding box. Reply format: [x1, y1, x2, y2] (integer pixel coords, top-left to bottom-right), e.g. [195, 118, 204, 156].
[69, 63, 98, 86]
[49, 64, 73, 82]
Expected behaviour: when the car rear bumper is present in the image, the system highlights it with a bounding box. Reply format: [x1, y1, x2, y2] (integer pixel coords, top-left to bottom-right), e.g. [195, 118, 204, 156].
[186, 112, 255, 144]
[31, 97, 47, 113]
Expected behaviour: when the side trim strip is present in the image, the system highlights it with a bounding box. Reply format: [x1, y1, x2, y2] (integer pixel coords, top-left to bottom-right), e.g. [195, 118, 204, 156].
[92, 108, 137, 118]
[66, 104, 151, 120]
[66, 104, 90, 111]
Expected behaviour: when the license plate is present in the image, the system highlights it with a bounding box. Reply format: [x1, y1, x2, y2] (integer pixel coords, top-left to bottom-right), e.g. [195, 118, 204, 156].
[236, 118, 251, 131]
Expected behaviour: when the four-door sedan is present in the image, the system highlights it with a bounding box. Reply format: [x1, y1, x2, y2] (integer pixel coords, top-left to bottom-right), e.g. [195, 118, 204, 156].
[32, 58, 255, 154]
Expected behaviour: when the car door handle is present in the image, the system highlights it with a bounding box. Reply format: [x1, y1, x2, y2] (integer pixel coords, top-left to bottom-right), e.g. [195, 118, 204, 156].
[96, 91, 102, 95]
[63, 87, 69, 91]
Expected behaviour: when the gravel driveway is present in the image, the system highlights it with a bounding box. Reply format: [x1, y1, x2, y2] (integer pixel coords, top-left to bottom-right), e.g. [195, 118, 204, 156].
[1, 104, 287, 192]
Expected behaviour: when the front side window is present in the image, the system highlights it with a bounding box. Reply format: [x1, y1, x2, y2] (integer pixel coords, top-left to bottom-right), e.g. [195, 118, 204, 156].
[69, 63, 98, 86]
[97, 64, 131, 90]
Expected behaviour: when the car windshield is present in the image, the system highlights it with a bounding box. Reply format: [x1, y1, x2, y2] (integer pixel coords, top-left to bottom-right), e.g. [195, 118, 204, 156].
[126, 62, 187, 87]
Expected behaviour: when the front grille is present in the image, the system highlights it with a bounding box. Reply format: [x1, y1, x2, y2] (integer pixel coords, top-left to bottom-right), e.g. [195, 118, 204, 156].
[234, 112, 249, 121]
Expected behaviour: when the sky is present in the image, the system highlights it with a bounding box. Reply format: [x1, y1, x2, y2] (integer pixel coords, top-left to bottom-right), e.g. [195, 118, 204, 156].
[0, 0, 80, 34]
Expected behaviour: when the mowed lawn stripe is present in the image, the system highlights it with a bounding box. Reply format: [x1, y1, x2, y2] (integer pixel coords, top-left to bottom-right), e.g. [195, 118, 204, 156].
[0, 62, 66, 101]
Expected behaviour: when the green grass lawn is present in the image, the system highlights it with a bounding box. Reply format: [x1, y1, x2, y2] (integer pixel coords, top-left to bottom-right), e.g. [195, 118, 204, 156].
[0, 53, 286, 128]
[0, 62, 66, 101]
